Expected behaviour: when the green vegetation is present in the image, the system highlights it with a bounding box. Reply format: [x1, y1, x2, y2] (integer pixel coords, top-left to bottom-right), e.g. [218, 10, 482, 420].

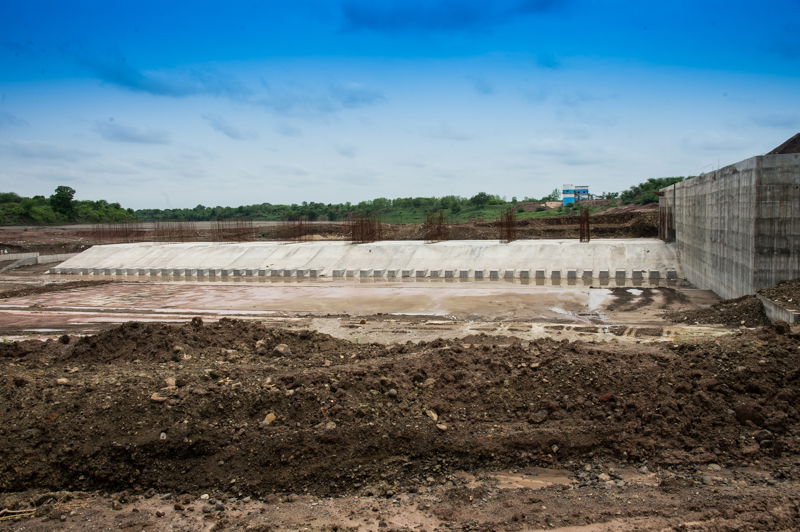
[0, 177, 682, 226]
[619, 177, 686, 205]
[0, 188, 136, 225]
[135, 191, 561, 224]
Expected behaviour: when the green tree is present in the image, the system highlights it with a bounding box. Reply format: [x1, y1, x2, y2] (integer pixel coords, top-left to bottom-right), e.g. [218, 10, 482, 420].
[49, 185, 76, 217]
[541, 188, 560, 202]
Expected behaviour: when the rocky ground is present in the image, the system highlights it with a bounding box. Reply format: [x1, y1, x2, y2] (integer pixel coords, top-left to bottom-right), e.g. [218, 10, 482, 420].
[1, 318, 799, 530]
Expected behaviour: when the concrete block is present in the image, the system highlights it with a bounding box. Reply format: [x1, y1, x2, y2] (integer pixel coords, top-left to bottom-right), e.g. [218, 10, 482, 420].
[387, 270, 398, 278]
[567, 269, 578, 279]
[148, 268, 159, 276]
[296, 269, 307, 278]
[430, 270, 441, 278]
[125, 268, 137, 276]
[309, 269, 321, 277]
[519, 270, 530, 279]
[359, 269, 372, 278]
[269, 269, 282, 277]
[632, 270, 644, 280]
[489, 270, 500, 279]
[372, 269, 384, 278]
[598, 270, 610, 279]
[615, 269, 626, 280]
[535, 269, 546, 279]
[459, 270, 470, 279]
[282, 269, 295, 277]
[159, 268, 170, 277]
[415, 269, 428, 278]
[332, 269, 345, 278]
[345, 270, 357, 278]
[504, 270, 515, 279]
[401, 270, 413, 278]
[171, 269, 184, 277]
[137, 268, 147, 276]
[232, 269, 243, 276]
[103, 268, 113, 276]
[444, 270, 456, 278]
[551, 270, 561, 280]
[648, 270, 660, 280]
[187, 269, 197, 277]
[474, 270, 485, 280]
[757, 295, 800, 324]
[582, 269, 593, 279]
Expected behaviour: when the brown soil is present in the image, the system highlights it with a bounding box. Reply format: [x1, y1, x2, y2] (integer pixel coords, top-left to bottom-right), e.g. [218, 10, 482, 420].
[1, 320, 798, 505]
[665, 295, 770, 327]
[759, 279, 800, 311]
[0, 280, 114, 299]
[0, 209, 659, 252]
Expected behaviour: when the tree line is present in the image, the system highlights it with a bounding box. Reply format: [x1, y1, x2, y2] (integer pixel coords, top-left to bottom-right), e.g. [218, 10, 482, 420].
[0, 179, 685, 225]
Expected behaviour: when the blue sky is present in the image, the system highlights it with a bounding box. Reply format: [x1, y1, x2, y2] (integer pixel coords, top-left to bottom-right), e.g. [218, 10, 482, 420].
[1, 0, 799, 209]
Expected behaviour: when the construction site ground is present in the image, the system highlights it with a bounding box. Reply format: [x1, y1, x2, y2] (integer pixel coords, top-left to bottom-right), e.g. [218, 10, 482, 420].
[1, 261, 799, 531]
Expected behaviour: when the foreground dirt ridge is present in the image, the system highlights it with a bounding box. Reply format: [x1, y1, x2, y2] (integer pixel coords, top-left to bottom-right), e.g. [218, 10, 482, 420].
[1, 319, 799, 530]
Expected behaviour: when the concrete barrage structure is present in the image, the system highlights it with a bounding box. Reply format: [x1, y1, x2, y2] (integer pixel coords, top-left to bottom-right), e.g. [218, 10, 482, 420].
[659, 147, 800, 299]
[51, 239, 680, 281]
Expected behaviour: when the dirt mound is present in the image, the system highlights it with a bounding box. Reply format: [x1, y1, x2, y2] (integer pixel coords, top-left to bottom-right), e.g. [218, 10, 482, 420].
[1, 320, 799, 499]
[67, 318, 386, 364]
[759, 279, 800, 311]
[665, 295, 770, 327]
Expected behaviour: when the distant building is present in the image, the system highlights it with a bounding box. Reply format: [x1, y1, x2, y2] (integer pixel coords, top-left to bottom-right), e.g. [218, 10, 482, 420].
[562, 184, 591, 206]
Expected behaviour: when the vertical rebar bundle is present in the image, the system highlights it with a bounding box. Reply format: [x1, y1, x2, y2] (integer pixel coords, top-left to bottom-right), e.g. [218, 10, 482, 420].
[210, 219, 255, 242]
[498, 208, 517, 243]
[423, 211, 449, 242]
[89, 222, 143, 243]
[349, 213, 383, 243]
[579, 209, 590, 242]
[276, 218, 311, 241]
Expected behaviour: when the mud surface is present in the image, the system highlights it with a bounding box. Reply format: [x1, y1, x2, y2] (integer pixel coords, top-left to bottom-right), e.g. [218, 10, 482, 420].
[759, 279, 800, 311]
[665, 294, 770, 327]
[0, 280, 113, 299]
[1, 319, 800, 529]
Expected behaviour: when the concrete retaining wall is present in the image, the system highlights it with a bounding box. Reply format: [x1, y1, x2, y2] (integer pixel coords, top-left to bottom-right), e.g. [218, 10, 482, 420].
[52, 239, 681, 280]
[661, 153, 800, 299]
[757, 295, 800, 324]
[0, 252, 38, 261]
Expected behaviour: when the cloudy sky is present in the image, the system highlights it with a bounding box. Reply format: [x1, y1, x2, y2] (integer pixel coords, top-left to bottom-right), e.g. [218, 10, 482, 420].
[1, 0, 799, 209]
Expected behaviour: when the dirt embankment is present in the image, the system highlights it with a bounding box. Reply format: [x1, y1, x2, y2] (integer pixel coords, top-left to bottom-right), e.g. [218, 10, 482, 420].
[1, 208, 660, 251]
[1, 318, 798, 501]
[666, 295, 770, 327]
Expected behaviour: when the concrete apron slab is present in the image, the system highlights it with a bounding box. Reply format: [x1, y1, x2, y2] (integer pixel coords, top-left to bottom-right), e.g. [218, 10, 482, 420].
[51, 239, 682, 281]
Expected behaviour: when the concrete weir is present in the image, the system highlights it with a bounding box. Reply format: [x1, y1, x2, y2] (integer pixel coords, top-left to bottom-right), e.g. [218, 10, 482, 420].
[51, 239, 681, 280]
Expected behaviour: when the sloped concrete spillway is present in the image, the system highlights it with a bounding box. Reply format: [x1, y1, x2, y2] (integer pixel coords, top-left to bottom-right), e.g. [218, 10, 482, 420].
[51, 239, 680, 281]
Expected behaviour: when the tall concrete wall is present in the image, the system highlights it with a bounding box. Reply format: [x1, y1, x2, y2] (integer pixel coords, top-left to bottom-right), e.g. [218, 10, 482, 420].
[661, 153, 800, 298]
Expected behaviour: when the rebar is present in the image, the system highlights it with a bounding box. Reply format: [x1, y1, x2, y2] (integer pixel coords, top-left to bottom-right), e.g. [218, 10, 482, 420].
[498, 208, 517, 243]
[349, 213, 383, 243]
[423, 211, 449, 242]
[579, 208, 590, 242]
